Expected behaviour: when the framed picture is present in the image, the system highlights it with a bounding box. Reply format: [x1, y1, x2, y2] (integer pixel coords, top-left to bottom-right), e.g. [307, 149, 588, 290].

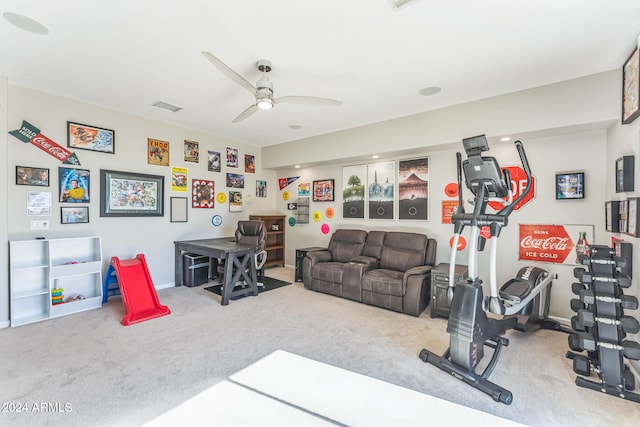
[398, 157, 429, 220]
[61, 206, 89, 224]
[16, 166, 49, 186]
[207, 150, 221, 172]
[226, 172, 244, 188]
[170, 197, 188, 222]
[59, 167, 90, 203]
[313, 179, 335, 202]
[67, 121, 115, 154]
[244, 154, 256, 173]
[256, 180, 267, 197]
[192, 179, 214, 208]
[148, 138, 170, 166]
[100, 169, 164, 217]
[555, 171, 584, 200]
[26, 192, 52, 216]
[622, 47, 640, 125]
[229, 191, 242, 212]
[184, 139, 199, 163]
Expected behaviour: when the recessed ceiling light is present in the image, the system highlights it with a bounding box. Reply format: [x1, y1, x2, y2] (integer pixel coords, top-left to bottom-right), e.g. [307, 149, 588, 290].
[289, 125, 303, 130]
[419, 86, 441, 96]
[3, 12, 49, 35]
[372, 155, 380, 159]
[500, 137, 511, 142]
[294, 165, 301, 169]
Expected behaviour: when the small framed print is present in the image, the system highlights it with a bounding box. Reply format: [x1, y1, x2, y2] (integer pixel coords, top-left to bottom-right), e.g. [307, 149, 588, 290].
[16, 166, 49, 186]
[61, 206, 89, 224]
[67, 121, 115, 153]
[622, 47, 640, 125]
[555, 172, 585, 200]
[313, 179, 335, 202]
[170, 197, 188, 223]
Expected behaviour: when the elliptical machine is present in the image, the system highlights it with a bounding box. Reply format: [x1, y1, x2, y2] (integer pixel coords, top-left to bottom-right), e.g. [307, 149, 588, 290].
[419, 135, 562, 405]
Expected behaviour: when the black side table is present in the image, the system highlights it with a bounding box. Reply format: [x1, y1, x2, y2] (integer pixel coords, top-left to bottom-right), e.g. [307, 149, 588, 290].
[431, 263, 468, 319]
[295, 247, 326, 282]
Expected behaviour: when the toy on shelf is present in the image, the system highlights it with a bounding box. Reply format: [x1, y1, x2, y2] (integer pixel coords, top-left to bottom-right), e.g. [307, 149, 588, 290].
[51, 287, 64, 305]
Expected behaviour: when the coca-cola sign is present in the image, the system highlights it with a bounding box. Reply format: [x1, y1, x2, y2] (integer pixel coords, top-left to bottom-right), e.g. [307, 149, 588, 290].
[519, 224, 575, 264]
[8, 120, 81, 165]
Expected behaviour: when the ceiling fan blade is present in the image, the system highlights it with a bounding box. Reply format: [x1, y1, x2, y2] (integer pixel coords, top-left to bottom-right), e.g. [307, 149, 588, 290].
[275, 96, 342, 107]
[232, 105, 259, 123]
[201, 51, 256, 95]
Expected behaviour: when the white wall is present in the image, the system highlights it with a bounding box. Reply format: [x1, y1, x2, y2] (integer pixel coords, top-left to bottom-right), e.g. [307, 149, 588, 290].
[4, 85, 276, 326]
[0, 77, 8, 327]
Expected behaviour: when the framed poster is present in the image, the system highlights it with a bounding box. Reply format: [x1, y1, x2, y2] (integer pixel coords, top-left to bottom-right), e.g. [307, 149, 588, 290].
[555, 172, 584, 200]
[61, 206, 89, 224]
[183, 139, 199, 163]
[256, 180, 267, 197]
[313, 179, 335, 202]
[226, 146, 238, 167]
[59, 167, 90, 203]
[229, 191, 242, 212]
[67, 121, 115, 154]
[148, 138, 170, 166]
[368, 161, 394, 219]
[622, 47, 640, 125]
[16, 166, 49, 186]
[342, 165, 365, 219]
[398, 157, 429, 220]
[171, 167, 188, 192]
[226, 173, 244, 188]
[192, 179, 214, 208]
[100, 169, 164, 217]
[244, 154, 256, 173]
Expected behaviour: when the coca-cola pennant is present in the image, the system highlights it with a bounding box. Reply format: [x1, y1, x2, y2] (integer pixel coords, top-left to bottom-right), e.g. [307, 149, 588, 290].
[519, 224, 593, 265]
[278, 176, 299, 190]
[9, 120, 81, 165]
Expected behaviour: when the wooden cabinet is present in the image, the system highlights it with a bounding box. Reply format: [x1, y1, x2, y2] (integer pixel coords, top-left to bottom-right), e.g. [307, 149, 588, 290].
[9, 236, 103, 327]
[250, 214, 285, 268]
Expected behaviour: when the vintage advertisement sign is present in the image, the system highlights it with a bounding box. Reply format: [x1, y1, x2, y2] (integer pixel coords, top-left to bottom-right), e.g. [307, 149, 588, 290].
[9, 120, 80, 165]
[519, 224, 594, 265]
[488, 165, 535, 211]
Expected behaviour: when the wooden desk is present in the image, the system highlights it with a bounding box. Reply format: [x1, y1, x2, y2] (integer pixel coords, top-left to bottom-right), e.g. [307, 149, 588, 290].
[174, 238, 258, 305]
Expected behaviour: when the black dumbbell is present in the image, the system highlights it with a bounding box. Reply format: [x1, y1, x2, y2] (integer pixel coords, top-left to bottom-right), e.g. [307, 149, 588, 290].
[571, 315, 586, 331]
[572, 354, 591, 377]
[572, 282, 586, 295]
[623, 340, 640, 360]
[568, 332, 596, 352]
[570, 298, 585, 312]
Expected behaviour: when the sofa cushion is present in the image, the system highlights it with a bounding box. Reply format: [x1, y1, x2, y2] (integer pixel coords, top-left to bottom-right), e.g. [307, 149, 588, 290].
[362, 230, 386, 259]
[312, 261, 346, 284]
[328, 229, 367, 263]
[379, 232, 428, 271]
[362, 269, 404, 297]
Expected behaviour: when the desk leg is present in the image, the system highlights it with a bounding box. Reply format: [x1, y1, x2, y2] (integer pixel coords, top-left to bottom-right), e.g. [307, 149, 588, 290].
[221, 254, 234, 306]
[175, 246, 183, 287]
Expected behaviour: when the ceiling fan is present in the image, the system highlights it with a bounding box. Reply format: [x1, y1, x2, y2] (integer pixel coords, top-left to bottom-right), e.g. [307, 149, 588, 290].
[202, 51, 342, 123]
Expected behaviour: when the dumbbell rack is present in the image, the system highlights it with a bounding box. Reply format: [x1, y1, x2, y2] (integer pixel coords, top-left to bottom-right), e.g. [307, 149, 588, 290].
[566, 244, 640, 403]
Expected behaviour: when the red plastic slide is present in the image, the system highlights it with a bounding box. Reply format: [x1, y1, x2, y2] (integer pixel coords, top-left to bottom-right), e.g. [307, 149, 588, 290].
[110, 254, 170, 326]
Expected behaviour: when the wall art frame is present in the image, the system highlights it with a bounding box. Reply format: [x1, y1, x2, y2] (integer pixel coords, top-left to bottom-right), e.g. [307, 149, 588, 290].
[170, 197, 188, 222]
[313, 179, 335, 202]
[61, 206, 89, 224]
[67, 121, 115, 154]
[59, 167, 90, 203]
[16, 166, 49, 186]
[555, 171, 585, 200]
[622, 47, 640, 125]
[100, 169, 164, 217]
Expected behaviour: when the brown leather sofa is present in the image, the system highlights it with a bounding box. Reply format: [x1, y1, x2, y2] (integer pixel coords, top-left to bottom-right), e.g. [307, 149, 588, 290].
[302, 229, 437, 316]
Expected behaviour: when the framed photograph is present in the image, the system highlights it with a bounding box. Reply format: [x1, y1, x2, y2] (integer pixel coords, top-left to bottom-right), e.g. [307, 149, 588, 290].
[226, 146, 238, 168]
[67, 121, 115, 154]
[313, 179, 335, 202]
[170, 197, 188, 222]
[256, 180, 267, 197]
[59, 167, 90, 203]
[244, 154, 256, 173]
[16, 166, 49, 186]
[398, 157, 429, 220]
[229, 191, 242, 212]
[61, 206, 89, 224]
[555, 171, 584, 200]
[622, 47, 640, 125]
[100, 169, 164, 217]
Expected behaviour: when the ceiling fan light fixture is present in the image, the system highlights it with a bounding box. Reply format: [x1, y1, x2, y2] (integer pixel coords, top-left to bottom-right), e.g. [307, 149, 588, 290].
[256, 97, 273, 110]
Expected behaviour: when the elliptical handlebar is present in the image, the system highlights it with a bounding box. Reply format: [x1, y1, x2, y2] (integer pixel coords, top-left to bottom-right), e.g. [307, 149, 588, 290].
[497, 140, 532, 218]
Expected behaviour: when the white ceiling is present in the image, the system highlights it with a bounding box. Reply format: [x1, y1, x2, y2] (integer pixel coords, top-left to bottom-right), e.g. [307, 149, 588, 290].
[1, 1, 639, 148]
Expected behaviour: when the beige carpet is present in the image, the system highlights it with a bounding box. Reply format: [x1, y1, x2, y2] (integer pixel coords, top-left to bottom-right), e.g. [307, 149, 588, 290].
[1, 267, 639, 426]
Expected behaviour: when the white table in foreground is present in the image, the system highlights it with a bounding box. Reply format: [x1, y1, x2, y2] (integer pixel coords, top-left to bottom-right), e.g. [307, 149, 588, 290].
[231, 350, 526, 427]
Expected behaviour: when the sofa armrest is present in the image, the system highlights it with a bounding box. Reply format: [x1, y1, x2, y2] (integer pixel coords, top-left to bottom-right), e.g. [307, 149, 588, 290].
[351, 255, 380, 269]
[402, 265, 433, 316]
[302, 250, 333, 288]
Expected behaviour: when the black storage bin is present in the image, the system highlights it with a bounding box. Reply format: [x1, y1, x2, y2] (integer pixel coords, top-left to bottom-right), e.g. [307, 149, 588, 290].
[183, 254, 209, 287]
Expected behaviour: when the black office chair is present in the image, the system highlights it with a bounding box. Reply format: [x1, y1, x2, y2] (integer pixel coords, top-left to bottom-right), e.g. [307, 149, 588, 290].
[217, 220, 267, 288]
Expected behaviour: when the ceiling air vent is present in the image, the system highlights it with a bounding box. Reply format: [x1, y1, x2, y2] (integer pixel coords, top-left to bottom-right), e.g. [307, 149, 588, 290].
[387, 0, 418, 11]
[152, 101, 182, 113]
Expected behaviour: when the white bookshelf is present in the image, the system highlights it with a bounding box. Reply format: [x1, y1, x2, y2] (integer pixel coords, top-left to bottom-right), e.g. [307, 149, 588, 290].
[9, 236, 103, 327]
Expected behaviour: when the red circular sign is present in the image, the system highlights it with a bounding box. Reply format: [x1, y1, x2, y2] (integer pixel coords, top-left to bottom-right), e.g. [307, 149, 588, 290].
[445, 182, 459, 198]
[449, 235, 466, 250]
[487, 166, 535, 211]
